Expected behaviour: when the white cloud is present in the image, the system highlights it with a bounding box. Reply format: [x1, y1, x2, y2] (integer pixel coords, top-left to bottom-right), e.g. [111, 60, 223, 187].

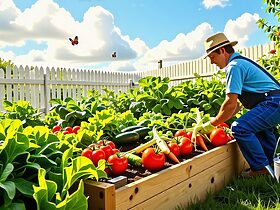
[224, 13, 260, 48]
[0, 0, 263, 72]
[202, 0, 229, 9]
[0, 0, 141, 70]
[137, 22, 214, 69]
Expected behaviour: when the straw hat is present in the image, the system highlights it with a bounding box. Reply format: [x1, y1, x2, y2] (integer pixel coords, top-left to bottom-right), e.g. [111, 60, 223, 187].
[204, 32, 238, 58]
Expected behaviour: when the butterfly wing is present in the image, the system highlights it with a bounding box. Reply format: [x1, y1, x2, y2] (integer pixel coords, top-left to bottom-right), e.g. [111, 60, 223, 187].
[74, 36, 78, 45]
[69, 38, 74, 45]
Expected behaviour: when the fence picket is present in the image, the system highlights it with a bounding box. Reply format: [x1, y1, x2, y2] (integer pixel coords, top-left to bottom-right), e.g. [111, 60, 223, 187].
[0, 69, 4, 111]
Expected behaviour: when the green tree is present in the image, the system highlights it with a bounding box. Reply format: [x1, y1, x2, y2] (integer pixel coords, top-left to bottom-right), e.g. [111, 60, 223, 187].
[257, 0, 280, 49]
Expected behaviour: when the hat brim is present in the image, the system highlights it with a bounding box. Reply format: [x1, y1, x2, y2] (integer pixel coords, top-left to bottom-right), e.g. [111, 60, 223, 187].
[203, 41, 238, 59]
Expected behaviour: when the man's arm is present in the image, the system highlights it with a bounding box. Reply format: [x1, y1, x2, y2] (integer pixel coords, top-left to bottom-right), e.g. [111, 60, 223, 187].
[210, 93, 239, 126]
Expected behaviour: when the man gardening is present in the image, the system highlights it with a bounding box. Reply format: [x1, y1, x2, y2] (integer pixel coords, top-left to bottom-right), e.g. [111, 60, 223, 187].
[199, 32, 280, 177]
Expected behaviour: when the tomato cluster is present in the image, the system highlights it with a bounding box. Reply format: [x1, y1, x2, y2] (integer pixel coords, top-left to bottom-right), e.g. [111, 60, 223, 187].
[51, 125, 80, 135]
[173, 122, 232, 150]
[82, 140, 128, 175]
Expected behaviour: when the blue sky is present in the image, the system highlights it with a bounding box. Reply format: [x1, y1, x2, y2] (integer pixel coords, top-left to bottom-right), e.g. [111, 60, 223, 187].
[0, 0, 276, 71]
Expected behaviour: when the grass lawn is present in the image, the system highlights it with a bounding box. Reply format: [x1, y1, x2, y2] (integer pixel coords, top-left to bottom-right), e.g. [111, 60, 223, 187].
[177, 175, 280, 210]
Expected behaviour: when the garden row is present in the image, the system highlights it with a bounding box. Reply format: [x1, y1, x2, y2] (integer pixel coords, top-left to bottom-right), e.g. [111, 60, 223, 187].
[0, 72, 246, 210]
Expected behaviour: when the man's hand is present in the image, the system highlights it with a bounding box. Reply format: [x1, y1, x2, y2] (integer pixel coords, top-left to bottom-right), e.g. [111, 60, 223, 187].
[199, 121, 215, 134]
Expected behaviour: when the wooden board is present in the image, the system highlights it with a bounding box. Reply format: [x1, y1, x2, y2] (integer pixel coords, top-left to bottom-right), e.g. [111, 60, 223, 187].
[84, 141, 248, 210]
[130, 144, 246, 209]
[115, 141, 247, 210]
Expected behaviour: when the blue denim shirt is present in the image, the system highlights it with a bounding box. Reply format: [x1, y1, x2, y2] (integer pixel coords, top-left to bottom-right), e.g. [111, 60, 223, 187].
[225, 52, 279, 95]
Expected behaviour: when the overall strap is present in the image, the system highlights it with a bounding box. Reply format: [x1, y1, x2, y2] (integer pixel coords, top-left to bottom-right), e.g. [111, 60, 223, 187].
[231, 55, 280, 88]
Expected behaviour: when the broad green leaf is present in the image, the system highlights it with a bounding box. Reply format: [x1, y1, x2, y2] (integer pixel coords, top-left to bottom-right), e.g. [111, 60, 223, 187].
[33, 168, 57, 209]
[152, 104, 161, 113]
[30, 154, 57, 168]
[162, 104, 171, 115]
[0, 202, 26, 210]
[49, 98, 63, 104]
[173, 99, 183, 109]
[0, 163, 14, 182]
[14, 178, 35, 197]
[61, 147, 73, 173]
[1, 132, 29, 164]
[57, 180, 87, 210]
[62, 156, 98, 197]
[0, 181, 16, 199]
[2, 100, 13, 112]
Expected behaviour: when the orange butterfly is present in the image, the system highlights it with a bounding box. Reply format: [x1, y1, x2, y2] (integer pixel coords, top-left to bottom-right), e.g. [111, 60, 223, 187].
[112, 51, 117, 58]
[69, 36, 78, 45]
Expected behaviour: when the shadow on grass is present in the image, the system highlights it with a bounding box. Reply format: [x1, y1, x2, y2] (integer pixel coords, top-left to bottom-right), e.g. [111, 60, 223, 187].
[176, 175, 280, 210]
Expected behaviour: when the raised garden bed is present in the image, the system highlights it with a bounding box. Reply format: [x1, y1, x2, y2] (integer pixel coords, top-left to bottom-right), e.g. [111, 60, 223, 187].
[83, 140, 248, 210]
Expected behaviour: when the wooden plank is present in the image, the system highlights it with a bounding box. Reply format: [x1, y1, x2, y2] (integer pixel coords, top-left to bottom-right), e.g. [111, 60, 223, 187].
[129, 150, 246, 210]
[6, 66, 12, 101]
[84, 180, 116, 210]
[115, 141, 245, 210]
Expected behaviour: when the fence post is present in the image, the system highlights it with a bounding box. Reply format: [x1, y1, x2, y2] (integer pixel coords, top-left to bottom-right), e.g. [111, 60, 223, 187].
[43, 74, 47, 114]
[129, 79, 135, 89]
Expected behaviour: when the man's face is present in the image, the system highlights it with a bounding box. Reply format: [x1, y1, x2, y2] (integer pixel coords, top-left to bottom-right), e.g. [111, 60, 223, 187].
[207, 48, 227, 69]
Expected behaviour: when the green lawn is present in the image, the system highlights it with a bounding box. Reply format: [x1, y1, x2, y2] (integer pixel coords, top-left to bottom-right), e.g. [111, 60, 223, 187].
[177, 175, 280, 210]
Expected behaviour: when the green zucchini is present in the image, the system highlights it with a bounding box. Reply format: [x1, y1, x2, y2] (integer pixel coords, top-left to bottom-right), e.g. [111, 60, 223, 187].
[121, 125, 143, 133]
[137, 119, 151, 127]
[125, 153, 142, 167]
[133, 127, 151, 139]
[113, 131, 139, 145]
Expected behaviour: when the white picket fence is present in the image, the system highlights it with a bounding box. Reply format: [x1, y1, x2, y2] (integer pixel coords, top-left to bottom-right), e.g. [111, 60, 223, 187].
[0, 42, 275, 114]
[0, 66, 141, 113]
[138, 42, 276, 86]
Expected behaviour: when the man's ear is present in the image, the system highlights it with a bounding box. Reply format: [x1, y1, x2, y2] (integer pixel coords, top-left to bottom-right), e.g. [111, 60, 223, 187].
[220, 47, 226, 54]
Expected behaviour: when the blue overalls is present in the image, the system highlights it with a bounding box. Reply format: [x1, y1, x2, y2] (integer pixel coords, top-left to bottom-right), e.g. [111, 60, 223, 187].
[226, 54, 280, 171]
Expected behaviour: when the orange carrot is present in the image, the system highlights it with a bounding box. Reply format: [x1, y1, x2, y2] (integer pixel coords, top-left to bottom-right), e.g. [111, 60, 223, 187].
[196, 134, 208, 151]
[167, 151, 180, 163]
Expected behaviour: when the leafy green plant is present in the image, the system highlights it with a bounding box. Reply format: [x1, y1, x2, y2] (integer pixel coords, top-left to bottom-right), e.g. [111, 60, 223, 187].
[0, 119, 106, 209]
[0, 58, 14, 73]
[80, 108, 137, 143]
[1, 100, 44, 127]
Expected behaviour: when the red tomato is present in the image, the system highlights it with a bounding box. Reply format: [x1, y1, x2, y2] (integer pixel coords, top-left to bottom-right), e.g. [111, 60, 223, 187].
[53, 131, 59, 135]
[178, 137, 193, 156]
[100, 145, 114, 160]
[168, 142, 180, 157]
[217, 122, 229, 128]
[112, 148, 119, 154]
[107, 154, 128, 175]
[91, 149, 106, 166]
[142, 148, 165, 171]
[174, 130, 188, 138]
[185, 131, 193, 140]
[72, 126, 81, 134]
[210, 128, 229, 146]
[52, 125, 61, 133]
[65, 127, 73, 133]
[62, 130, 70, 135]
[81, 148, 92, 159]
[97, 140, 116, 149]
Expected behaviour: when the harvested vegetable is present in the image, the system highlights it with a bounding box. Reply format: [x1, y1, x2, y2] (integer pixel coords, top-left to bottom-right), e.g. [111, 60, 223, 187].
[153, 127, 180, 163]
